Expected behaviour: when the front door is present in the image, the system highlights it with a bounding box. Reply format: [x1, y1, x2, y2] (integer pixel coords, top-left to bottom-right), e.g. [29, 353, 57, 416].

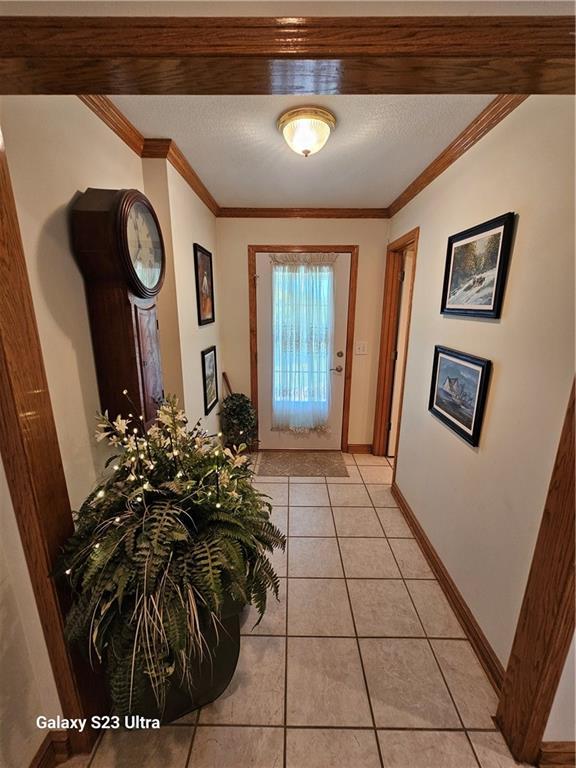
[256, 249, 351, 450]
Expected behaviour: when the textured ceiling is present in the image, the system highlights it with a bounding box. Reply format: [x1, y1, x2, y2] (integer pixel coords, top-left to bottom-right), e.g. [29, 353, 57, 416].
[111, 95, 496, 208]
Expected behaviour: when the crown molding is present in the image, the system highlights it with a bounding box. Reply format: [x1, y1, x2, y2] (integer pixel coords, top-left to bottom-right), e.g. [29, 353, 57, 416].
[142, 138, 220, 216]
[219, 207, 389, 219]
[388, 94, 528, 217]
[78, 95, 145, 155]
[539, 741, 576, 767]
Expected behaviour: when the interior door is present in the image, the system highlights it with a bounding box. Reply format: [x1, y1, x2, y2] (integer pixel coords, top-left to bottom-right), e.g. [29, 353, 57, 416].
[388, 247, 415, 456]
[256, 250, 351, 450]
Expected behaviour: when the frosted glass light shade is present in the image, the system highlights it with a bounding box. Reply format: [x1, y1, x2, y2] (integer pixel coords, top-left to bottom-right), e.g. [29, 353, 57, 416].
[277, 107, 336, 157]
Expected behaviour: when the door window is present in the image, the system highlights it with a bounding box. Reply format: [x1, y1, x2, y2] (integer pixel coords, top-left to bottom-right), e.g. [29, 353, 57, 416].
[271, 260, 334, 433]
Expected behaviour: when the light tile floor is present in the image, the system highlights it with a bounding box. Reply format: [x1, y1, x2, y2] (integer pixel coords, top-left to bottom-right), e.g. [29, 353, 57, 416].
[65, 452, 528, 768]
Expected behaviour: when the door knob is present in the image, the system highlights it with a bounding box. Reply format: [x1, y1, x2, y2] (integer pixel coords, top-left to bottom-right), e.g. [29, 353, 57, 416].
[330, 365, 343, 373]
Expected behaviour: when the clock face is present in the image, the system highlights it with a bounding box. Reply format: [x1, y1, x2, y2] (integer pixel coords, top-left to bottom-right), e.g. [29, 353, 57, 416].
[126, 201, 163, 291]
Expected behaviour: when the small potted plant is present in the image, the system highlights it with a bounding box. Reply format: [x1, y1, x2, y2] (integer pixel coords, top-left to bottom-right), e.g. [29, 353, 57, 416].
[60, 396, 284, 720]
[220, 392, 258, 449]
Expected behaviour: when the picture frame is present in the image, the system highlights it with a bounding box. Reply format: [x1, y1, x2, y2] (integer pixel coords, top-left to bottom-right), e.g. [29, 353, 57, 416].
[440, 212, 516, 318]
[194, 243, 215, 325]
[201, 345, 219, 415]
[429, 346, 492, 447]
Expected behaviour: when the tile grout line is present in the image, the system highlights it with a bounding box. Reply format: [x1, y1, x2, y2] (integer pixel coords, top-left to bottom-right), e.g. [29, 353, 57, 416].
[281, 533, 414, 538]
[190, 722, 497, 732]
[256, 455, 494, 766]
[241, 632, 470, 641]
[184, 709, 200, 767]
[271, 575, 438, 580]
[338, 462, 483, 762]
[368, 470, 485, 768]
[326, 489, 387, 768]
[85, 730, 104, 767]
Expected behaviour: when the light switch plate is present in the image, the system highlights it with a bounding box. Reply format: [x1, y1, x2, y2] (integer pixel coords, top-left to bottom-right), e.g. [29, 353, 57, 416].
[355, 341, 368, 355]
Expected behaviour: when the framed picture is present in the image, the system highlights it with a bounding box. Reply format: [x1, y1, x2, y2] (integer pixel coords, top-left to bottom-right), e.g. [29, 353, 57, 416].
[194, 243, 215, 325]
[441, 212, 515, 318]
[429, 346, 491, 447]
[201, 345, 219, 415]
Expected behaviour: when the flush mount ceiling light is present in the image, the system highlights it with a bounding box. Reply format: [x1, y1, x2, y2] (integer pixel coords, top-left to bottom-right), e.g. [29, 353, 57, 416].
[277, 106, 336, 157]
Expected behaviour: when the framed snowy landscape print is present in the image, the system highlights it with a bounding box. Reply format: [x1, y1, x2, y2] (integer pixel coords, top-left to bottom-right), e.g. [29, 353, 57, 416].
[441, 212, 515, 318]
[429, 346, 492, 447]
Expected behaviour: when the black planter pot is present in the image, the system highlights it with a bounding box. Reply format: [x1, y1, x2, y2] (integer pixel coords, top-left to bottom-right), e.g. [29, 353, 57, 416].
[131, 597, 243, 724]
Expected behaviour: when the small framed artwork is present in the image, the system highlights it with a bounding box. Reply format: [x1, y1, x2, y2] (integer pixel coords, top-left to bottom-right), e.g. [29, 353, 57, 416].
[201, 345, 219, 415]
[441, 212, 516, 318]
[429, 346, 492, 447]
[194, 243, 215, 325]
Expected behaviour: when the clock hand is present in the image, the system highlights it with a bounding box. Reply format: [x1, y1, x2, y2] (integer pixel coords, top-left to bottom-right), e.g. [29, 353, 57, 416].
[132, 217, 142, 249]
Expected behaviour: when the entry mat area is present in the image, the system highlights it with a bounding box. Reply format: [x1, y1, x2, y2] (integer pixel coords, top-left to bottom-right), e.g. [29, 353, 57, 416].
[255, 450, 348, 477]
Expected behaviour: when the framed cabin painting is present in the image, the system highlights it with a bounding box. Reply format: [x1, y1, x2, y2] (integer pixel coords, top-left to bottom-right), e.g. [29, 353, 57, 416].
[201, 345, 219, 415]
[194, 243, 215, 325]
[440, 212, 515, 318]
[429, 346, 491, 447]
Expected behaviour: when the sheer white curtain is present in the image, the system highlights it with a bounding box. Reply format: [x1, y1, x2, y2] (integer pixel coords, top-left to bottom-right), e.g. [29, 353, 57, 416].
[271, 253, 336, 433]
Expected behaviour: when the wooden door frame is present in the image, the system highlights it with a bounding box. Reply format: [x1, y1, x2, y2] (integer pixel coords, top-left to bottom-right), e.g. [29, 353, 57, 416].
[0, 128, 101, 754]
[372, 228, 419, 460]
[248, 244, 358, 452]
[497, 382, 575, 764]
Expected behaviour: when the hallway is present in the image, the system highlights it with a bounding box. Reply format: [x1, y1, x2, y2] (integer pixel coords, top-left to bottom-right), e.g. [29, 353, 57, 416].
[73, 453, 525, 768]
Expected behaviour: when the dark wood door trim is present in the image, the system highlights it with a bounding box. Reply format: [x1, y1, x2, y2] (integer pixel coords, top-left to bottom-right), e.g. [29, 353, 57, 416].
[497, 382, 575, 764]
[0, 15, 573, 95]
[248, 244, 358, 452]
[0, 127, 101, 754]
[372, 228, 419, 458]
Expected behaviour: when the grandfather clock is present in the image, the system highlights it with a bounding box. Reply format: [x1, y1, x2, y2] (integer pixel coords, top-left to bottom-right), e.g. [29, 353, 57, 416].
[71, 188, 166, 425]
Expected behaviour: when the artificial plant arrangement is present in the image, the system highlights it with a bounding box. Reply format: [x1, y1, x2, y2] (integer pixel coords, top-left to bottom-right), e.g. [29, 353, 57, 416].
[220, 392, 258, 448]
[60, 395, 285, 717]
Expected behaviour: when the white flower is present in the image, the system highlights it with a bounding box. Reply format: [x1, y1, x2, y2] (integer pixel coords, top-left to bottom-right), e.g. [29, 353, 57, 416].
[113, 416, 128, 434]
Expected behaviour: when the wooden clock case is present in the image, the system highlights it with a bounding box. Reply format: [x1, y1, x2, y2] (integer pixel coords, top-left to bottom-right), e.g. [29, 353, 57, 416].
[71, 188, 166, 426]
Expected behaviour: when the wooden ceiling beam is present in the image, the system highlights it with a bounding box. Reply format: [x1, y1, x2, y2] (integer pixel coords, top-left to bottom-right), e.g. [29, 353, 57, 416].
[0, 16, 573, 95]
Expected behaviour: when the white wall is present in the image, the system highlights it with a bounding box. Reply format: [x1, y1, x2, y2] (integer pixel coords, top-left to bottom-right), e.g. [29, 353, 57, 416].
[142, 158, 186, 406]
[545, 635, 575, 741]
[165, 164, 221, 433]
[0, 94, 152, 761]
[0, 99, 224, 768]
[389, 95, 575, 666]
[0, 456, 62, 768]
[2, 97, 221, 478]
[216, 218, 390, 445]
[2, 96, 146, 509]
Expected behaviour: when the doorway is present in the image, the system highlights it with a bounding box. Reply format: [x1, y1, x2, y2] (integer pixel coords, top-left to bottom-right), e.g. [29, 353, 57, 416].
[248, 245, 358, 451]
[372, 228, 419, 459]
[387, 246, 416, 458]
